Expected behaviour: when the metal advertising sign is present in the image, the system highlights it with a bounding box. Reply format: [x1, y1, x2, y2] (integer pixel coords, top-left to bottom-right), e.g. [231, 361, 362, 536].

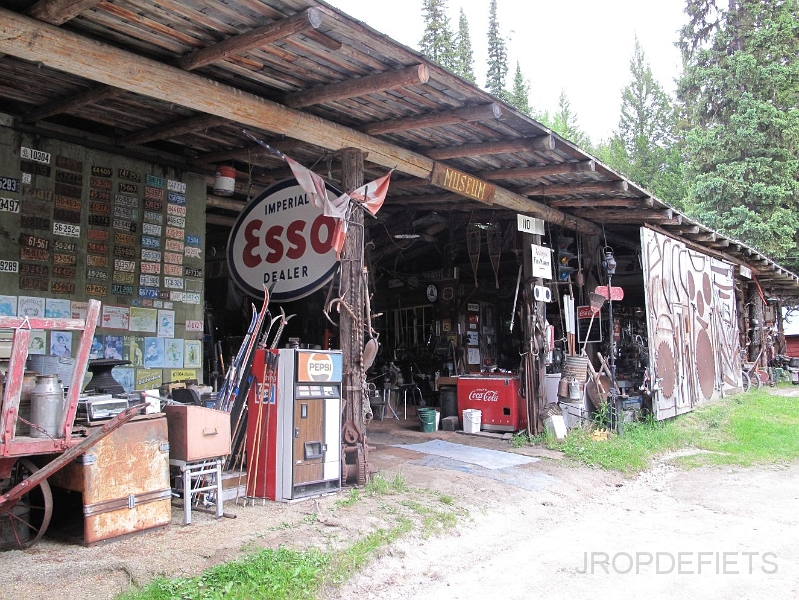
[227, 178, 340, 301]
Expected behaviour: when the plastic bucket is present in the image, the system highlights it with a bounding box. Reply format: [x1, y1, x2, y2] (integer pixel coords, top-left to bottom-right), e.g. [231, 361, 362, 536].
[419, 408, 437, 432]
[462, 409, 482, 433]
[213, 165, 236, 196]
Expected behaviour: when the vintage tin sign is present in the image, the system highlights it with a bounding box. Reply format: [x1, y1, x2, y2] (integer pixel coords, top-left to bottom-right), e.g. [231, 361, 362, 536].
[227, 179, 340, 301]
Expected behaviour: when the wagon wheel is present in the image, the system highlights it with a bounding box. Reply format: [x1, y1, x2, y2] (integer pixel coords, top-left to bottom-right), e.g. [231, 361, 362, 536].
[0, 458, 53, 550]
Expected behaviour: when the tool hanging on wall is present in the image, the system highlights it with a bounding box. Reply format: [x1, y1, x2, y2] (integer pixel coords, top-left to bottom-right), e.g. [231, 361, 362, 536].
[487, 220, 501, 289]
[467, 213, 481, 288]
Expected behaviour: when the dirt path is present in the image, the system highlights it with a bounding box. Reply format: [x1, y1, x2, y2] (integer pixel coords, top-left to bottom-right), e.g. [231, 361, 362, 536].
[2, 425, 798, 600]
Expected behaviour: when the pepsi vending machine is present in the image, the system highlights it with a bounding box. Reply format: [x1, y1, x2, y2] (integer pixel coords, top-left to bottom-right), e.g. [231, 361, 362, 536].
[246, 349, 342, 502]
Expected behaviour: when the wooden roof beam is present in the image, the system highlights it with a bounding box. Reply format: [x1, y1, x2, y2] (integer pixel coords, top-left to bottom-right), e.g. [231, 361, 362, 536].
[520, 180, 629, 197]
[177, 8, 323, 71]
[0, 10, 601, 236]
[590, 209, 679, 224]
[194, 139, 308, 165]
[22, 84, 124, 122]
[362, 103, 502, 135]
[28, 0, 100, 25]
[479, 160, 595, 181]
[116, 114, 228, 147]
[426, 135, 554, 160]
[548, 196, 651, 209]
[285, 64, 429, 109]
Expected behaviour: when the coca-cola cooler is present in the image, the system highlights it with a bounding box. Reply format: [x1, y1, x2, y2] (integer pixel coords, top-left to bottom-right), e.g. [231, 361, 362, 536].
[457, 375, 527, 432]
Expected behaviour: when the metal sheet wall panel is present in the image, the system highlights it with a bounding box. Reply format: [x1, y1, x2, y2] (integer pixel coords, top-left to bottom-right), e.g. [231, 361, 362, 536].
[641, 228, 742, 420]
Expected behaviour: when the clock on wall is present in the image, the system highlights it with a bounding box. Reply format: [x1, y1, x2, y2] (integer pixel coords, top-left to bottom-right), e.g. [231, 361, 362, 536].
[426, 284, 438, 302]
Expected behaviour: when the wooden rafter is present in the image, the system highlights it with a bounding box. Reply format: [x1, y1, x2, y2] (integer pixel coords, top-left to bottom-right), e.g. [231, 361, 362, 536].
[548, 196, 652, 209]
[284, 64, 430, 109]
[591, 209, 678, 223]
[28, 0, 100, 25]
[206, 213, 238, 227]
[520, 180, 629, 197]
[177, 8, 324, 71]
[362, 103, 502, 135]
[117, 114, 228, 147]
[426, 135, 554, 160]
[22, 84, 124, 122]
[195, 139, 308, 165]
[479, 160, 595, 181]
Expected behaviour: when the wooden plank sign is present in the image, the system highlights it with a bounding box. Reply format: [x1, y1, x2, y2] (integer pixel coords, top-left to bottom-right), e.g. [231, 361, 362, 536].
[430, 162, 495, 204]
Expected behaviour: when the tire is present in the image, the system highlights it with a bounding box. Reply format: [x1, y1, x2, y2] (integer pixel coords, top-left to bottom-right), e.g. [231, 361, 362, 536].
[751, 370, 764, 389]
[741, 370, 751, 393]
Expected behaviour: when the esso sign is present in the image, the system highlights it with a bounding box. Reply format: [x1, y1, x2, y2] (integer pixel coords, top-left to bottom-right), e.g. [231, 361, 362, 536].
[468, 389, 499, 402]
[228, 178, 340, 301]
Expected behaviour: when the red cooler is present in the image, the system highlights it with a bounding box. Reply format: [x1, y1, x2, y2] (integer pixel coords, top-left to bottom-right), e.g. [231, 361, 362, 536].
[456, 376, 527, 432]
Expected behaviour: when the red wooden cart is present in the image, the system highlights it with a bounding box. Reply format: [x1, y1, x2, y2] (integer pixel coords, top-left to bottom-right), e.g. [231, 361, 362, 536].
[0, 300, 140, 549]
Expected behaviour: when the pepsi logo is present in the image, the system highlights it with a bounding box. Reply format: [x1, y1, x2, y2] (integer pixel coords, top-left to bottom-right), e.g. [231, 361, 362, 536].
[307, 353, 334, 381]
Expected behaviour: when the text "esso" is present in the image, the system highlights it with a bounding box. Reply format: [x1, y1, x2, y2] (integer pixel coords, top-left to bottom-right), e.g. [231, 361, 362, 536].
[241, 214, 337, 267]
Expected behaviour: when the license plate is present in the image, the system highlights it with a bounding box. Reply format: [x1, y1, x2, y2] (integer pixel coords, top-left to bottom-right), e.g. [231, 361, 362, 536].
[86, 284, 107, 296]
[20, 147, 51, 164]
[140, 274, 159, 287]
[52, 281, 76, 295]
[140, 261, 161, 274]
[20, 233, 49, 250]
[53, 241, 77, 253]
[141, 249, 161, 262]
[141, 235, 161, 249]
[164, 277, 184, 289]
[118, 168, 141, 182]
[91, 165, 113, 178]
[146, 175, 164, 188]
[142, 223, 161, 236]
[138, 287, 159, 298]
[164, 252, 183, 265]
[167, 192, 186, 205]
[114, 259, 136, 272]
[53, 222, 80, 237]
[118, 182, 138, 194]
[0, 260, 19, 273]
[167, 180, 186, 193]
[163, 263, 182, 276]
[0, 175, 20, 192]
[167, 203, 186, 217]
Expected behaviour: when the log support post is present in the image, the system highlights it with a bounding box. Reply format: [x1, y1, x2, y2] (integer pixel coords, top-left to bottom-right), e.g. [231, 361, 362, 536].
[339, 148, 372, 485]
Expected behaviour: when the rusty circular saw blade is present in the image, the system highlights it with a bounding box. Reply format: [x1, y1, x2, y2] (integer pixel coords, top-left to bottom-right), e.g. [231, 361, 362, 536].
[696, 291, 705, 318]
[687, 270, 695, 299]
[702, 272, 712, 304]
[696, 328, 716, 400]
[656, 340, 676, 399]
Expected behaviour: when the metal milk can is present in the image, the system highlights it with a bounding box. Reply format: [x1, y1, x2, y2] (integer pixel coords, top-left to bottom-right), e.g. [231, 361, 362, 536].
[29, 374, 65, 438]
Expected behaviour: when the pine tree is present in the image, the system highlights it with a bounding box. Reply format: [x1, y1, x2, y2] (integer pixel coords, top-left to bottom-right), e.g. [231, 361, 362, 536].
[419, 0, 456, 70]
[549, 90, 591, 149]
[509, 61, 531, 114]
[612, 37, 682, 205]
[485, 0, 509, 101]
[678, 0, 799, 268]
[453, 8, 475, 82]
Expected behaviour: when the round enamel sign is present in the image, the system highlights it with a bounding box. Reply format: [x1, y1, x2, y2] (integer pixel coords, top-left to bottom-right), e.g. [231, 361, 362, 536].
[227, 178, 340, 301]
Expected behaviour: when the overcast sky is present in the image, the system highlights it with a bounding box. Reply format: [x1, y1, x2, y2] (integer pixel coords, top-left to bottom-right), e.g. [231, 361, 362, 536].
[325, 0, 687, 143]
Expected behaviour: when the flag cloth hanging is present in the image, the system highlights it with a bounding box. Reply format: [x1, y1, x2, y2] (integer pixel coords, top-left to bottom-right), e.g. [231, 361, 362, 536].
[340, 170, 394, 216]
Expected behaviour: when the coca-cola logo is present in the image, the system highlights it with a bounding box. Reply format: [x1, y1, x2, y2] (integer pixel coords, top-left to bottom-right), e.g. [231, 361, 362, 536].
[468, 389, 499, 402]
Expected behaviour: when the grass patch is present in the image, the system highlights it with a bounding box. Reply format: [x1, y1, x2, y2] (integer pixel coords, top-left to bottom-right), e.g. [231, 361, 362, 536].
[326, 520, 413, 585]
[334, 488, 360, 508]
[544, 389, 799, 473]
[117, 547, 327, 600]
